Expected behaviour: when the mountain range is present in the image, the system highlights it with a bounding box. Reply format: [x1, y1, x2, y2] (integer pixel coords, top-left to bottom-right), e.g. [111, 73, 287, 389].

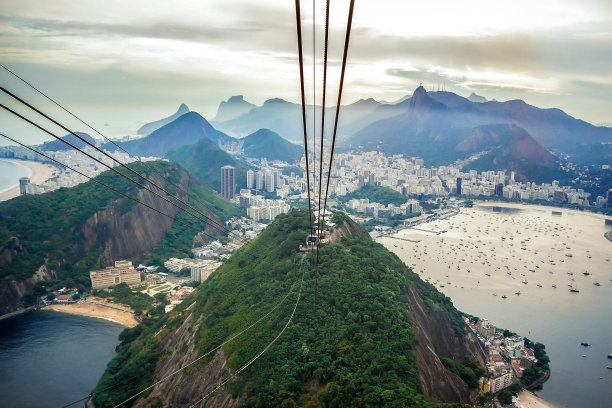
[39, 132, 97, 151]
[209, 87, 612, 170]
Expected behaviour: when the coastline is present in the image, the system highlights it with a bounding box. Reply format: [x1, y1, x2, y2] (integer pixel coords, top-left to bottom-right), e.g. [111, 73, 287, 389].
[0, 159, 56, 201]
[377, 201, 602, 408]
[516, 390, 563, 408]
[46, 298, 138, 328]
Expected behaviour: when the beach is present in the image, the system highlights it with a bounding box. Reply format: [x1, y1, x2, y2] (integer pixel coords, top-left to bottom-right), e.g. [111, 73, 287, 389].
[47, 298, 138, 328]
[0, 159, 56, 201]
[516, 391, 560, 408]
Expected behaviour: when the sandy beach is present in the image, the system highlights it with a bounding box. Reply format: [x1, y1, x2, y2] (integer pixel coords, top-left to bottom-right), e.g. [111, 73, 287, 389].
[47, 298, 138, 328]
[0, 159, 56, 201]
[516, 391, 560, 408]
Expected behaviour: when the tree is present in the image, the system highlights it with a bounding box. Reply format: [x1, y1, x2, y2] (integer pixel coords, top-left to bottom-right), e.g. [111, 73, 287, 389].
[498, 391, 513, 405]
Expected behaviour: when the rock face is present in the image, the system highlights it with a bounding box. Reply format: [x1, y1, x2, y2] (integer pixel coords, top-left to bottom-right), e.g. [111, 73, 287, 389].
[0, 264, 56, 315]
[79, 172, 189, 267]
[132, 303, 242, 408]
[406, 285, 487, 403]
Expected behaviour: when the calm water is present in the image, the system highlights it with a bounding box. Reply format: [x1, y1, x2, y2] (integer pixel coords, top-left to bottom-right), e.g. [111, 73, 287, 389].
[379, 203, 612, 408]
[0, 311, 123, 408]
[0, 159, 31, 193]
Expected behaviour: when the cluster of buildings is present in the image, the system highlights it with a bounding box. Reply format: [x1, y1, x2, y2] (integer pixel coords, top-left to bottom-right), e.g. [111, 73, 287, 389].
[163, 257, 221, 275]
[344, 197, 422, 219]
[454, 172, 593, 206]
[164, 285, 196, 313]
[239, 192, 291, 222]
[464, 317, 539, 394]
[290, 151, 608, 208]
[4, 145, 153, 195]
[43, 287, 79, 304]
[89, 260, 142, 289]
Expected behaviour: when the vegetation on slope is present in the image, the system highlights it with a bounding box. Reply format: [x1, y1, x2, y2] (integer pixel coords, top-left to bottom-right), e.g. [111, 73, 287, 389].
[93, 210, 472, 408]
[167, 136, 253, 193]
[0, 161, 239, 303]
[241, 128, 303, 163]
[340, 185, 408, 206]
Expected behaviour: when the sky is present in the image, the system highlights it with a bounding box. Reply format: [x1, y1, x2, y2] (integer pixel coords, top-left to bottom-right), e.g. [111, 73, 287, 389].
[1, 0, 611, 145]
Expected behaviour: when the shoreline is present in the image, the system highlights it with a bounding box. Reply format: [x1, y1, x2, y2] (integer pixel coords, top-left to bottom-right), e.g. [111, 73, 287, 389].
[0, 159, 56, 201]
[45, 298, 138, 328]
[516, 390, 563, 408]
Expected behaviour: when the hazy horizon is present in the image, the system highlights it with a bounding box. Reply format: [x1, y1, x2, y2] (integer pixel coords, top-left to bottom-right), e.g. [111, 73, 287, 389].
[1, 0, 611, 145]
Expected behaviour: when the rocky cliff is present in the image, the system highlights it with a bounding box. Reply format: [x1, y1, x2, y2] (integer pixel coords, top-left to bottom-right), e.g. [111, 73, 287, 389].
[0, 161, 234, 316]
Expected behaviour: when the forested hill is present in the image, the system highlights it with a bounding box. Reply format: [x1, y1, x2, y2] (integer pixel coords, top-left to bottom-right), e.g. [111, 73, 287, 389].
[92, 210, 487, 408]
[0, 160, 240, 315]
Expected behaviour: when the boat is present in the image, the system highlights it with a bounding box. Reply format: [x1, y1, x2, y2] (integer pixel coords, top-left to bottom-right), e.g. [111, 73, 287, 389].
[581, 342, 591, 347]
[583, 271, 590, 276]
[582, 355, 587, 358]
[537, 284, 542, 288]
[570, 288, 579, 293]
[607, 366, 612, 369]
[607, 354, 612, 359]
[552, 285, 557, 288]
[501, 295, 507, 299]
[594, 282, 600, 287]
[515, 291, 521, 295]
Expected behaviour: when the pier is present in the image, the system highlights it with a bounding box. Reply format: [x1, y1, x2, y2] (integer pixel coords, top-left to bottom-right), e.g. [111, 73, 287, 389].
[406, 227, 446, 235]
[385, 235, 422, 243]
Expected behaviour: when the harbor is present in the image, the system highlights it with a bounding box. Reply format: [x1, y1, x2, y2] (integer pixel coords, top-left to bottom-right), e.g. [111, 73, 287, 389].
[378, 202, 612, 408]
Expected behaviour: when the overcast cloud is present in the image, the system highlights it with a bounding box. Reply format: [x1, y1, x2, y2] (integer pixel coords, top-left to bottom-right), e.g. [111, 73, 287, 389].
[1, 0, 611, 145]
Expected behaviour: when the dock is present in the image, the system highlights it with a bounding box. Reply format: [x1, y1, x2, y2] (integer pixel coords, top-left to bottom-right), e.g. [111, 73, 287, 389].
[406, 227, 446, 235]
[385, 235, 422, 243]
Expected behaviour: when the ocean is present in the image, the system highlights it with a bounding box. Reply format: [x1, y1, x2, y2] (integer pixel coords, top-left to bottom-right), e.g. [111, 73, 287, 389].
[0, 159, 31, 194]
[0, 311, 123, 408]
[379, 203, 612, 408]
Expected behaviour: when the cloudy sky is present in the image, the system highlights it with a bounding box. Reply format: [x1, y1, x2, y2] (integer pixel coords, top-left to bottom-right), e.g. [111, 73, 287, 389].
[1, 0, 611, 144]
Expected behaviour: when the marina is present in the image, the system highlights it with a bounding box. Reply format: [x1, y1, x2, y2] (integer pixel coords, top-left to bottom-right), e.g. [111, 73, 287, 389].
[378, 202, 612, 408]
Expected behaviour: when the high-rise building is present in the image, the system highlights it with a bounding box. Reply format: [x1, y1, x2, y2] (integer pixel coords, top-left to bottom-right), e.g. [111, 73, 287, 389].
[19, 177, 30, 195]
[265, 172, 275, 193]
[607, 189, 612, 207]
[495, 183, 504, 197]
[246, 169, 255, 189]
[456, 177, 462, 195]
[256, 171, 264, 190]
[221, 165, 236, 199]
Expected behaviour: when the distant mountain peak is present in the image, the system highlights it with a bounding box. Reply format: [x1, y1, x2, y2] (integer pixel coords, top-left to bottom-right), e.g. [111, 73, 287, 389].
[408, 85, 445, 112]
[467, 92, 487, 103]
[137, 104, 190, 135]
[213, 95, 256, 123]
[263, 98, 289, 105]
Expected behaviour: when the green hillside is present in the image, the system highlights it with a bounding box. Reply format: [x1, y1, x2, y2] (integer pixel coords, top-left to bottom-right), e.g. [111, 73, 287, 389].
[341, 185, 408, 206]
[242, 128, 303, 163]
[167, 137, 252, 192]
[0, 161, 239, 307]
[92, 211, 474, 408]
